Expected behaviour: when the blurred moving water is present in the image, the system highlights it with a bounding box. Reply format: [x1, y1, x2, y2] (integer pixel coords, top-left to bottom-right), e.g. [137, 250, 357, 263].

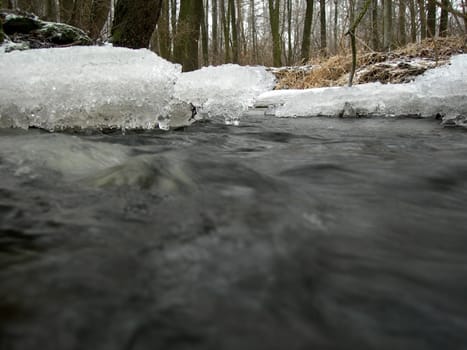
[1, 112, 467, 350]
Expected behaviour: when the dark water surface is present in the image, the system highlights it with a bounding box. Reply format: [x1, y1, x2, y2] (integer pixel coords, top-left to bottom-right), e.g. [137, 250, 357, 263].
[1, 112, 467, 350]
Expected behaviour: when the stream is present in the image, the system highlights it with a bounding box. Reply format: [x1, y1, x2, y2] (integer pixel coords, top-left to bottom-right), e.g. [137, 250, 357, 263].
[1, 112, 467, 350]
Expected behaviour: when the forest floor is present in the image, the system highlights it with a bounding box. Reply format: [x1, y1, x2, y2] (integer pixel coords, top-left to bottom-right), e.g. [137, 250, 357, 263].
[272, 35, 467, 89]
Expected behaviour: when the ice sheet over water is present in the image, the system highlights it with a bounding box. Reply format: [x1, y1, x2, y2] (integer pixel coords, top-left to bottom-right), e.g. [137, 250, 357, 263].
[0, 46, 181, 130]
[174, 64, 276, 124]
[258, 54, 467, 124]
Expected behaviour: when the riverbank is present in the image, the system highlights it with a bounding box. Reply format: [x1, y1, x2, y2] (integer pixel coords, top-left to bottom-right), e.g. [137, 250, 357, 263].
[272, 35, 467, 89]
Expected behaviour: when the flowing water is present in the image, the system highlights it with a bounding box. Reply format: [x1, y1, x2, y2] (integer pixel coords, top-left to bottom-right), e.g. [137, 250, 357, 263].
[1, 112, 467, 350]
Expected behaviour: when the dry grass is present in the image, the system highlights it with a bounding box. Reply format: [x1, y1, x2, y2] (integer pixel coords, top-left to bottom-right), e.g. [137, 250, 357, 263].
[274, 35, 467, 90]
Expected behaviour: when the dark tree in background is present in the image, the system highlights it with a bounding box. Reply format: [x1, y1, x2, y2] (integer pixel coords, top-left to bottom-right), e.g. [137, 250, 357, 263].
[301, 0, 314, 62]
[0, 0, 3, 43]
[268, 0, 282, 66]
[439, 0, 449, 37]
[111, 0, 163, 48]
[3, 0, 466, 70]
[427, 0, 437, 37]
[173, 0, 204, 71]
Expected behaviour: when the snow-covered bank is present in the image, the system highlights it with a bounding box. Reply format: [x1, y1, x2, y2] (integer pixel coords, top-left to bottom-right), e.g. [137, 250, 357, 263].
[257, 54, 467, 127]
[0, 46, 275, 130]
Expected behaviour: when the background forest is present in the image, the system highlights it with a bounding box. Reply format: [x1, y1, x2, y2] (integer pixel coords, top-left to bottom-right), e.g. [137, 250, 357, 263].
[1, 0, 467, 71]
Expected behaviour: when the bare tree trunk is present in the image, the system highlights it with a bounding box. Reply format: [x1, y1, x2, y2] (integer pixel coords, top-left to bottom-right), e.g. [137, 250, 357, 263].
[250, 0, 258, 62]
[173, 0, 203, 71]
[371, 0, 379, 50]
[112, 0, 163, 49]
[301, 0, 314, 62]
[417, 0, 427, 39]
[427, 0, 436, 37]
[320, 0, 327, 53]
[399, 0, 406, 45]
[229, 0, 239, 63]
[157, 0, 171, 59]
[60, 0, 75, 23]
[286, 0, 292, 64]
[201, 0, 209, 65]
[347, 0, 372, 86]
[44, 0, 58, 21]
[463, 0, 467, 33]
[268, 0, 282, 66]
[220, 0, 230, 62]
[171, 0, 177, 39]
[383, 0, 392, 50]
[334, 0, 338, 52]
[439, 0, 449, 36]
[69, 0, 93, 30]
[212, 0, 219, 63]
[89, 0, 111, 40]
[408, 0, 417, 42]
[238, 0, 246, 57]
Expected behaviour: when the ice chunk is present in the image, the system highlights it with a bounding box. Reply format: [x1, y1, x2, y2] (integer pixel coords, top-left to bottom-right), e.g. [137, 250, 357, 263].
[174, 64, 275, 125]
[158, 99, 199, 130]
[262, 54, 467, 121]
[0, 46, 181, 130]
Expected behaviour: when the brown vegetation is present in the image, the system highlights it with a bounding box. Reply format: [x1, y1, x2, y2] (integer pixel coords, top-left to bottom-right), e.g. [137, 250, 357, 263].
[274, 35, 467, 89]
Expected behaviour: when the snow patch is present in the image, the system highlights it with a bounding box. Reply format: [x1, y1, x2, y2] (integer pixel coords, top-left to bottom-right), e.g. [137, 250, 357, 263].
[258, 54, 467, 124]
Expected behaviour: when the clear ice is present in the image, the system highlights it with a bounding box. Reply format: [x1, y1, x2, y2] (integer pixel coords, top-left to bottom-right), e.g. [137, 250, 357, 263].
[174, 64, 276, 125]
[0, 46, 181, 130]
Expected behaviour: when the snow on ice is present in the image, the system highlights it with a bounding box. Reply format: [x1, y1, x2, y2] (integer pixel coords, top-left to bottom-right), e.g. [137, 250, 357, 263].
[257, 54, 467, 127]
[0, 46, 275, 130]
[0, 44, 466, 131]
[174, 64, 276, 125]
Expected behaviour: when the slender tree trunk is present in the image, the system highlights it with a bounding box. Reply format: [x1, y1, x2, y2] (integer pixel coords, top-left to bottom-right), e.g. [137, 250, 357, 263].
[399, 0, 406, 45]
[301, 0, 314, 62]
[201, 0, 209, 65]
[371, 0, 379, 50]
[69, 0, 91, 30]
[220, 0, 230, 62]
[417, 0, 427, 39]
[112, 0, 163, 49]
[45, 0, 58, 21]
[320, 0, 327, 53]
[229, 0, 239, 63]
[268, 0, 282, 66]
[427, 0, 437, 37]
[383, 0, 392, 50]
[334, 0, 338, 53]
[439, 0, 449, 36]
[158, 0, 171, 59]
[236, 0, 246, 58]
[173, 0, 203, 71]
[347, 0, 372, 86]
[171, 0, 177, 39]
[463, 0, 467, 33]
[250, 0, 258, 62]
[286, 0, 292, 64]
[212, 0, 219, 63]
[268, 0, 282, 67]
[89, 0, 112, 39]
[408, 0, 417, 42]
[59, 0, 74, 23]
